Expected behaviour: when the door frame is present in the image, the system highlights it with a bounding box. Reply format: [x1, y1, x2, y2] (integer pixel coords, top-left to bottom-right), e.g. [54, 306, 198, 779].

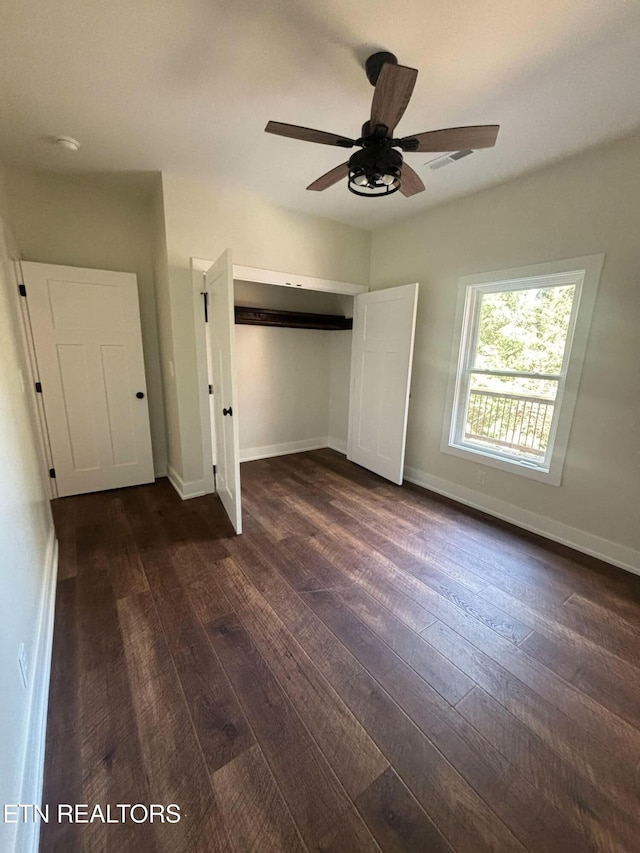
[12, 258, 58, 498]
[191, 257, 367, 493]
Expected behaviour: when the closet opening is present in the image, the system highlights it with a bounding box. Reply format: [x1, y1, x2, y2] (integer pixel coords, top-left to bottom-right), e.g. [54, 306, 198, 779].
[192, 255, 418, 535]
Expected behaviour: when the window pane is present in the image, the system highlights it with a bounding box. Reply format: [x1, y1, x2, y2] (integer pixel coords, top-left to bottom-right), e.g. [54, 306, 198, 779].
[465, 375, 558, 462]
[473, 284, 576, 374]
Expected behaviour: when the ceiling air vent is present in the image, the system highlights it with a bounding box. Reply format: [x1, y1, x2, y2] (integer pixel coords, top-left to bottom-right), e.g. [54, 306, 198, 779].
[426, 149, 474, 170]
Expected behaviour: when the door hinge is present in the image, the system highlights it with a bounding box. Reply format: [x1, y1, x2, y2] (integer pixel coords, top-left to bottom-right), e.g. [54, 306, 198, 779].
[49, 468, 56, 479]
[18, 284, 27, 297]
[213, 464, 217, 474]
[203, 292, 209, 323]
[35, 381, 42, 393]
[208, 384, 213, 395]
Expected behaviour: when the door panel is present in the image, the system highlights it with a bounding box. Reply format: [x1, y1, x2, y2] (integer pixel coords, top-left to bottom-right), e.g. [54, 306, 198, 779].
[22, 261, 154, 496]
[205, 250, 242, 534]
[348, 283, 418, 484]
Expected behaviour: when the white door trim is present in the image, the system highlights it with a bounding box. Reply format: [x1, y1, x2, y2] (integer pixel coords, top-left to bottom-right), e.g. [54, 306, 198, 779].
[191, 257, 368, 489]
[191, 258, 367, 295]
[192, 259, 216, 495]
[13, 258, 58, 498]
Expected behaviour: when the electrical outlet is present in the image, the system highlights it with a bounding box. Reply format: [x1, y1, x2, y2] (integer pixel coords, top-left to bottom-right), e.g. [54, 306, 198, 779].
[18, 643, 29, 688]
[476, 469, 486, 487]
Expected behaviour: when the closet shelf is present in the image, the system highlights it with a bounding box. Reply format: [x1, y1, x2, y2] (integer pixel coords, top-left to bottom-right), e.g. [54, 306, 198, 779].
[234, 306, 353, 331]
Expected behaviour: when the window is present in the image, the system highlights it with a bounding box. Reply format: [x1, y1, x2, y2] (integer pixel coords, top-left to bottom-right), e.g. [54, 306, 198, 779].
[443, 255, 603, 485]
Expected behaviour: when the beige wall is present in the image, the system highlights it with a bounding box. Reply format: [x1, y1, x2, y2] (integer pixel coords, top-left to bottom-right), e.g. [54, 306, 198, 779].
[329, 330, 352, 450]
[160, 174, 370, 486]
[370, 132, 640, 567]
[234, 281, 350, 457]
[4, 168, 167, 475]
[236, 325, 332, 455]
[0, 166, 56, 852]
[150, 176, 179, 477]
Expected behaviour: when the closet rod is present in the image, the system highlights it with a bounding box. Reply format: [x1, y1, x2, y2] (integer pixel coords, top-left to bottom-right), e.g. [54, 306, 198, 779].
[234, 306, 353, 331]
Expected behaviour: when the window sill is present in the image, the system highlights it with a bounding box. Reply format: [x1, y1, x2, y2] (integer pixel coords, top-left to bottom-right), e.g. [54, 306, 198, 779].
[441, 440, 563, 486]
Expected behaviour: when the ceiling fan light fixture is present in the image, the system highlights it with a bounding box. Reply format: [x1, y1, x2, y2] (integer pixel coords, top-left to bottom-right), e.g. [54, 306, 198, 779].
[347, 145, 402, 197]
[348, 167, 401, 197]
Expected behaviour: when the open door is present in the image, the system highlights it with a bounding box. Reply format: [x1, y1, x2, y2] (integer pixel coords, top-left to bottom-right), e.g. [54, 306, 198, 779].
[205, 250, 242, 534]
[347, 282, 418, 485]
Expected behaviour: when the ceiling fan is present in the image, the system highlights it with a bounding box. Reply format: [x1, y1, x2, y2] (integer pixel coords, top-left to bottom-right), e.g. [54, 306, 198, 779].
[265, 51, 499, 198]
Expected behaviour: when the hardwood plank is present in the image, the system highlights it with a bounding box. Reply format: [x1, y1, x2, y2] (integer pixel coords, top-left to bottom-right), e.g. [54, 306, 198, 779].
[300, 588, 582, 853]
[479, 582, 640, 667]
[42, 451, 640, 853]
[139, 483, 231, 582]
[315, 807, 383, 853]
[415, 597, 640, 772]
[73, 540, 156, 851]
[205, 612, 373, 849]
[230, 549, 541, 853]
[335, 584, 473, 705]
[212, 745, 307, 853]
[566, 588, 640, 630]
[118, 591, 231, 852]
[242, 484, 320, 541]
[233, 524, 331, 594]
[282, 492, 532, 646]
[355, 768, 455, 853]
[212, 556, 389, 799]
[105, 496, 149, 598]
[306, 532, 436, 632]
[402, 490, 640, 610]
[152, 581, 254, 775]
[457, 686, 639, 852]
[520, 629, 640, 730]
[421, 620, 640, 814]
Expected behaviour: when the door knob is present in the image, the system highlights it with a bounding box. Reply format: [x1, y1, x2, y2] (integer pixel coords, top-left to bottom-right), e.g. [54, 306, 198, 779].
[223, 406, 232, 416]
[136, 392, 145, 399]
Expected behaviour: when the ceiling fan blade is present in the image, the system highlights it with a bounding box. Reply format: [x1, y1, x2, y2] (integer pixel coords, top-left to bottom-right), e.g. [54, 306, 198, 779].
[399, 125, 499, 152]
[400, 164, 425, 197]
[307, 162, 349, 191]
[265, 121, 355, 148]
[370, 63, 418, 135]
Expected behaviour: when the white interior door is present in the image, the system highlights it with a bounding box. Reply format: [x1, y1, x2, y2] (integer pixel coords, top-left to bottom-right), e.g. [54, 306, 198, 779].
[205, 250, 242, 534]
[22, 261, 154, 497]
[347, 282, 418, 484]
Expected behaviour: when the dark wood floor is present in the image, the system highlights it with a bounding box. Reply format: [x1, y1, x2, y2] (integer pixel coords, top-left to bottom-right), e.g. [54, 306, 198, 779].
[41, 449, 640, 852]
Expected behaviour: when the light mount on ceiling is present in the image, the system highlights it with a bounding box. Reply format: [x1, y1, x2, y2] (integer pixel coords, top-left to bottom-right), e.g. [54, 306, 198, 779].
[348, 124, 403, 197]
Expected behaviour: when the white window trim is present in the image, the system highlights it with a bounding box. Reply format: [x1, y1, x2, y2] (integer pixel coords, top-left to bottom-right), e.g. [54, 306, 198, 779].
[441, 254, 604, 486]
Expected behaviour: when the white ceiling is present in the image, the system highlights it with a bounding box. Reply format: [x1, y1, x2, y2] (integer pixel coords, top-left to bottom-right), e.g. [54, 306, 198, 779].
[1, 0, 640, 229]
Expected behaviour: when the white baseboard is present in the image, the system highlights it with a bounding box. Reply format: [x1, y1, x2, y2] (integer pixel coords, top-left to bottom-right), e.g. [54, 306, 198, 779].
[327, 436, 347, 455]
[167, 465, 206, 500]
[240, 437, 329, 463]
[404, 465, 640, 576]
[14, 525, 58, 853]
